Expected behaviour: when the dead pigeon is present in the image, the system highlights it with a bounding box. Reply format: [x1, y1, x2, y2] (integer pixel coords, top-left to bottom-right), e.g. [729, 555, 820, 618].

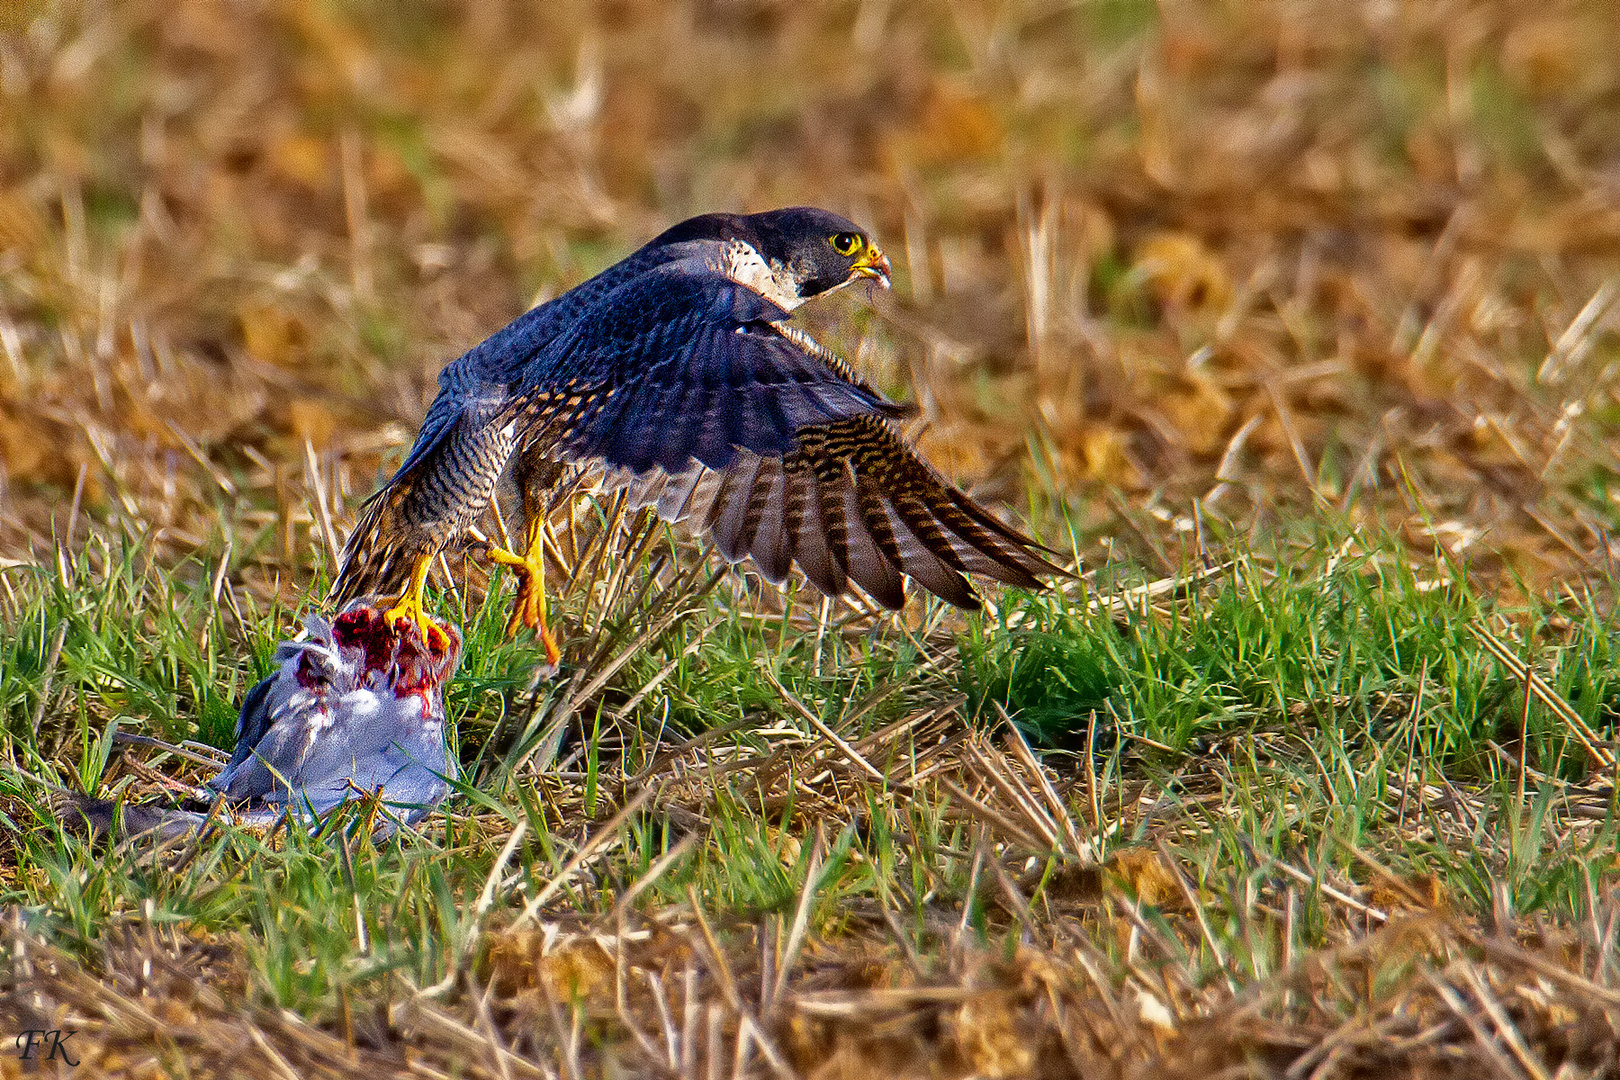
[57, 603, 462, 837]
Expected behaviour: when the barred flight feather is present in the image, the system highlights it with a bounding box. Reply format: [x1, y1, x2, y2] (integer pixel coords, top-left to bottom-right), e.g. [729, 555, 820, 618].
[595, 415, 1062, 611]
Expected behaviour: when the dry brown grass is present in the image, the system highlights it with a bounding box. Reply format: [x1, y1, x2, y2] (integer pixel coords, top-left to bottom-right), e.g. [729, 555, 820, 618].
[9, 721, 1620, 1078]
[5, 0, 1620, 592]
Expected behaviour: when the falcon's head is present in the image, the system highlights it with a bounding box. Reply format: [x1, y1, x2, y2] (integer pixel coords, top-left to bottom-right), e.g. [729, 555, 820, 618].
[655, 206, 891, 311]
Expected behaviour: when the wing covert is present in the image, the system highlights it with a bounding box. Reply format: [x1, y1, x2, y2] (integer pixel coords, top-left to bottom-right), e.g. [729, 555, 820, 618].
[514, 259, 911, 478]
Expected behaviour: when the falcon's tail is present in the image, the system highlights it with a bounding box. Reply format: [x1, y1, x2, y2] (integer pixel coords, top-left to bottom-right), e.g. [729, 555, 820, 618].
[329, 397, 519, 608]
[327, 488, 433, 608]
[623, 416, 1069, 610]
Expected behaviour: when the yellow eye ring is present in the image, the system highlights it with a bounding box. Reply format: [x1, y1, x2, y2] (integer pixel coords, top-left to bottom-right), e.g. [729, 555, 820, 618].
[829, 232, 863, 256]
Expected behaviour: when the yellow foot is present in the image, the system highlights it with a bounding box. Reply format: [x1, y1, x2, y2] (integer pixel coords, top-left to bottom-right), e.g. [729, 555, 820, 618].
[381, 592, 450, 653]
[488, 545, 562, 669]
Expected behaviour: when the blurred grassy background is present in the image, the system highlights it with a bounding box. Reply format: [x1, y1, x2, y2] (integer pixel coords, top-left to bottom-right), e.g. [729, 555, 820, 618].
[10, 6, 1620, 1074]
[6, 0, 1620, 607]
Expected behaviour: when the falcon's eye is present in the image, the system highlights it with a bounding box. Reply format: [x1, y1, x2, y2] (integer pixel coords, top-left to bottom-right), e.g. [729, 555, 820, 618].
[829, 232, 863, 257]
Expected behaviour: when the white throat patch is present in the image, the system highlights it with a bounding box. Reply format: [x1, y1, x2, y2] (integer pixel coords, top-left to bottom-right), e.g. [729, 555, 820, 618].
[718, 239, 803, 310]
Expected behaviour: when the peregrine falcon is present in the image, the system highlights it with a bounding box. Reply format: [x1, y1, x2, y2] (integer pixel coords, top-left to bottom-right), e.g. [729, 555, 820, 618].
[330, 208, 1062, 662]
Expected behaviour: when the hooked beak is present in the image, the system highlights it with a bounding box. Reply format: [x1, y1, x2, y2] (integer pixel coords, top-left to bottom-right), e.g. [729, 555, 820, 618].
[853, 244, 892, 290]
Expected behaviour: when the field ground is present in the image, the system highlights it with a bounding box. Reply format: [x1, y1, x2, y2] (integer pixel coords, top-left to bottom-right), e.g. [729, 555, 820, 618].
[6, 0, 1620, 1076]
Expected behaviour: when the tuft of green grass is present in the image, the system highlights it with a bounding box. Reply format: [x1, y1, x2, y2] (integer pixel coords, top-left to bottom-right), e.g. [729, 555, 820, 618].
[8, 514, 1619, 998]
[965, 528, 1620, 784]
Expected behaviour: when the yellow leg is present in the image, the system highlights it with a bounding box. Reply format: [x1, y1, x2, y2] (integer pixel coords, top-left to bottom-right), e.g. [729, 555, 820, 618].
[488, 516, 562, 668]
[381, 554, 449, 651]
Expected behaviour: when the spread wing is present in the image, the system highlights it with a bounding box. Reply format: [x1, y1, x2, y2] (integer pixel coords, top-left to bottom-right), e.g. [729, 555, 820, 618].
[611, 415, 1063, 610]
[516, 258, 910, 475]
[333, 245, 1062, 615]
[327, 242, 848, 608]
[519, 260, 1062, 610]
